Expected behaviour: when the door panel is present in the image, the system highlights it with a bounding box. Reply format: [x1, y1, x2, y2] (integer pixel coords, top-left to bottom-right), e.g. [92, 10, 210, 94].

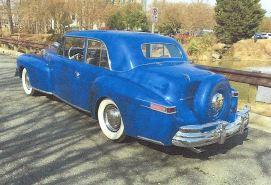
[51, 36, 86, 104]
[72, 63, 101, 110]
[71, 39, 111, 111]
[49, 37, 111, 112]
[51, 54, 75, 102]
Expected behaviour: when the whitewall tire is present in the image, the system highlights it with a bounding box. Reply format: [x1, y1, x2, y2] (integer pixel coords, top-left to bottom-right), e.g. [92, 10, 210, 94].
[22, 68, 35, 96]
[98, 99, 126, 142]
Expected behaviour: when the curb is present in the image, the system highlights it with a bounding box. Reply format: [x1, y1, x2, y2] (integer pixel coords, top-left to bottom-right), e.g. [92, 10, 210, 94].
[250, 112, 271, 133]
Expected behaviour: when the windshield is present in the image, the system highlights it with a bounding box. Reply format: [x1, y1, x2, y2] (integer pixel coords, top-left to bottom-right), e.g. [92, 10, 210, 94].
[141, 43, 182, 59]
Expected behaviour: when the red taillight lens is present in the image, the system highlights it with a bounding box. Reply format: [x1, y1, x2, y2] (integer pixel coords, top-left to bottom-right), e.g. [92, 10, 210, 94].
[150, 103, 176, 114]
[166, 107, 177, 114]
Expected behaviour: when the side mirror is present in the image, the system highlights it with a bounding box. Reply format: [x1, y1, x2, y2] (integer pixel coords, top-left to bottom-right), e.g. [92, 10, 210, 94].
[51, 42, 61, 49]
[41, 49, 46, 56]
[49, 42, 63, 55]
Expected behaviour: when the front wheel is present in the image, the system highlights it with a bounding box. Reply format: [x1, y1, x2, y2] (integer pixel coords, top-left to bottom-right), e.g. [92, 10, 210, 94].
[22, 68, 36, 96]
[98, 99, 126, 142]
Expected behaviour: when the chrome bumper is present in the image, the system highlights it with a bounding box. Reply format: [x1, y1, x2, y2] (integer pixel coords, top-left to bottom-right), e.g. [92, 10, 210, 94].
[172, 106, 250, 148]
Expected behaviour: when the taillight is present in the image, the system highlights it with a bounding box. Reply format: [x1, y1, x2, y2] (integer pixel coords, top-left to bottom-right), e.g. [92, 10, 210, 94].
[150, 103, 176, 114]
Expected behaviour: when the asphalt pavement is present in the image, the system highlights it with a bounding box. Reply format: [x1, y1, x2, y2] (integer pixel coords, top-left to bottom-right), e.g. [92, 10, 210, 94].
[1, 54, 271, 185]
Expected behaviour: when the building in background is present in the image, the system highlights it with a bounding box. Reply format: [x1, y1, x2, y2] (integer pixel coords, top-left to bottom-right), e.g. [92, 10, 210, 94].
[111, 0, 147, 11]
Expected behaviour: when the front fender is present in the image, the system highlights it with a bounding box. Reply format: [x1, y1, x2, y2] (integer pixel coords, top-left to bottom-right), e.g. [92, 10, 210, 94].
[17, 54, 51, 93]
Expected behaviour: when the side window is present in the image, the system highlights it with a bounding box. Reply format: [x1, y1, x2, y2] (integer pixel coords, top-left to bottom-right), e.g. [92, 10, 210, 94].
[63, 37, 85, 62]
[86, 39, 109, 69]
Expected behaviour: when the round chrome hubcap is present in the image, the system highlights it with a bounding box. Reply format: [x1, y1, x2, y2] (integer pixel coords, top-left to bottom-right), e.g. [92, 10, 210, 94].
[212, 93, 224, 112]
[103, 104, 121, 132]
[25, 71, 32, 90]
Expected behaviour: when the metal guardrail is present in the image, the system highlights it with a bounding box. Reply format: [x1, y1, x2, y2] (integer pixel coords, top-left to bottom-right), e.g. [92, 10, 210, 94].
[1, 37, 271, 88]
[198, 65, 271, 88]
[0, 37, 48, 49]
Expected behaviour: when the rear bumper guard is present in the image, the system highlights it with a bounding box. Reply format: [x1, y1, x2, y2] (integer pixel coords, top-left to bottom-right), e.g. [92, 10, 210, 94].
[172, 106, 250, 148]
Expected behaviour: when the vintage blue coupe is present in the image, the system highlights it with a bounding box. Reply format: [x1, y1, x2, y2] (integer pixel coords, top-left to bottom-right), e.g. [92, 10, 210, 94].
[16, 30, 250, 152]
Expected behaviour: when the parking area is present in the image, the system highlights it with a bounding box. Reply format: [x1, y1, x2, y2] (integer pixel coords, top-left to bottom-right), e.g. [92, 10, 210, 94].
[0, 54, 271, 185]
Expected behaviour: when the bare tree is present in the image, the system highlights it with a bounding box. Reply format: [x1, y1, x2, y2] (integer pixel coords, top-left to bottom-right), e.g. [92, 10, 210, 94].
[259, 17, 271, 32]
[155, 1, 215, 34]
[1, 0, 14, 33]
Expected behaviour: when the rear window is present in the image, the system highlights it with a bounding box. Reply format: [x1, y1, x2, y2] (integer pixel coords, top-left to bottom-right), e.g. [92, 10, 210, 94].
[142, 43, 182, 58]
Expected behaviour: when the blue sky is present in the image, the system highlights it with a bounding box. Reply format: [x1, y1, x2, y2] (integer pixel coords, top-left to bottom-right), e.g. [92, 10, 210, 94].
[149, 0, 271, 16]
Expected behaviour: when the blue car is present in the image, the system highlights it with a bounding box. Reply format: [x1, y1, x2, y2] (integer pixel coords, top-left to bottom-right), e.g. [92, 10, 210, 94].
[16, 31, 249, 152]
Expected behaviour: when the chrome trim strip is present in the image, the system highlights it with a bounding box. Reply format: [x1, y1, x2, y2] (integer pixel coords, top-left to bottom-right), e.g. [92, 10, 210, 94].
[180, 96, 193, 101]
[140, 105, 176, 114]
[32, 87, 91, 113]
[33, 87, 53, 95]
[180, 120, 226, 131]
[53, 94, 91, 113]
[137, 136, 164, 145]
[137, 98, 176, 114]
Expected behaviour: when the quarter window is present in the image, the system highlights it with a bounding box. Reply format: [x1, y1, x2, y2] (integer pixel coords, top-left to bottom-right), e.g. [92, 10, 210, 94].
[86, 39, 109, 69]
[63, 37, 85, 62]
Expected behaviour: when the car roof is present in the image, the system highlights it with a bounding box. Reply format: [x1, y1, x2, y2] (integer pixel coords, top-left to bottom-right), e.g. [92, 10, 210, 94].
[65, 30, 168, 40]
[64, 30, 186, 71]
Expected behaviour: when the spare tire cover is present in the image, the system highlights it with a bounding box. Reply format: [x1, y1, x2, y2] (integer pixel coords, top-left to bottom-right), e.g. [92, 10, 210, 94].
[194, 75, 231, 123]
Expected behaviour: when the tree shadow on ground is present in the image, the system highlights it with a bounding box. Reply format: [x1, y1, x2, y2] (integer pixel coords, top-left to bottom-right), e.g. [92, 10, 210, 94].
[1, 55, 271, 185]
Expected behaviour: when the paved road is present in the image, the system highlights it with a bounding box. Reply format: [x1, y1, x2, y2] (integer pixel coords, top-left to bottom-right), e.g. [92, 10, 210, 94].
[248, 67, 271, 74]
[1, 54, 271, 185]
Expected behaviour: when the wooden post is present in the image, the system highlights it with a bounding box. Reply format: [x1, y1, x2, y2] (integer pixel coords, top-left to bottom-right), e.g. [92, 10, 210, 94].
[248, 84, 257, 104]
[151, 23, 155, 33]
[13, 45, 18, 52]
[25, 47, 30, 54]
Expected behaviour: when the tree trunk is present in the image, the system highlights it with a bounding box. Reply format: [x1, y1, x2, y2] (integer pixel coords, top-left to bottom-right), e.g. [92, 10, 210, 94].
[6, 0, 14, 34]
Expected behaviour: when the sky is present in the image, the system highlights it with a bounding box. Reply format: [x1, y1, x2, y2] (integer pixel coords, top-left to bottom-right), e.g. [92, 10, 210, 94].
[148, 0, 271, 16]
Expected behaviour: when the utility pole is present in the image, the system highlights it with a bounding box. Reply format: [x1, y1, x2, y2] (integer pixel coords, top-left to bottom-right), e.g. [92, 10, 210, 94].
[141, 0, 147, 12]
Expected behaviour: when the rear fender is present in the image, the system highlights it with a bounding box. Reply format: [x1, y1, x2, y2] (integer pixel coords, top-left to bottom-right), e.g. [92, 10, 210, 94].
[90, 75, 177, 145]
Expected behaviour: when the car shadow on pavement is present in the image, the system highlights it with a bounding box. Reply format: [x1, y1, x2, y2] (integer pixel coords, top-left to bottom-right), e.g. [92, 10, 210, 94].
[137, 134, 249, 160]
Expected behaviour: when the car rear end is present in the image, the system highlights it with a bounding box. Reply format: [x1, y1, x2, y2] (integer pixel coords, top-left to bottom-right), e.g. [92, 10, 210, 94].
[170, 73, 250, 151]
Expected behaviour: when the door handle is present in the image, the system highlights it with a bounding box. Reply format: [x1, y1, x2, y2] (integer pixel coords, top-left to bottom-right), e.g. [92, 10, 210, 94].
[74, 71, 80, 78]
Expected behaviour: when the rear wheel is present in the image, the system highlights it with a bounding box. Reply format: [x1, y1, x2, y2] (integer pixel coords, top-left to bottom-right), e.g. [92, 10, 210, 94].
[22, 68, 36, 96]
[98, 99, 126, 142]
